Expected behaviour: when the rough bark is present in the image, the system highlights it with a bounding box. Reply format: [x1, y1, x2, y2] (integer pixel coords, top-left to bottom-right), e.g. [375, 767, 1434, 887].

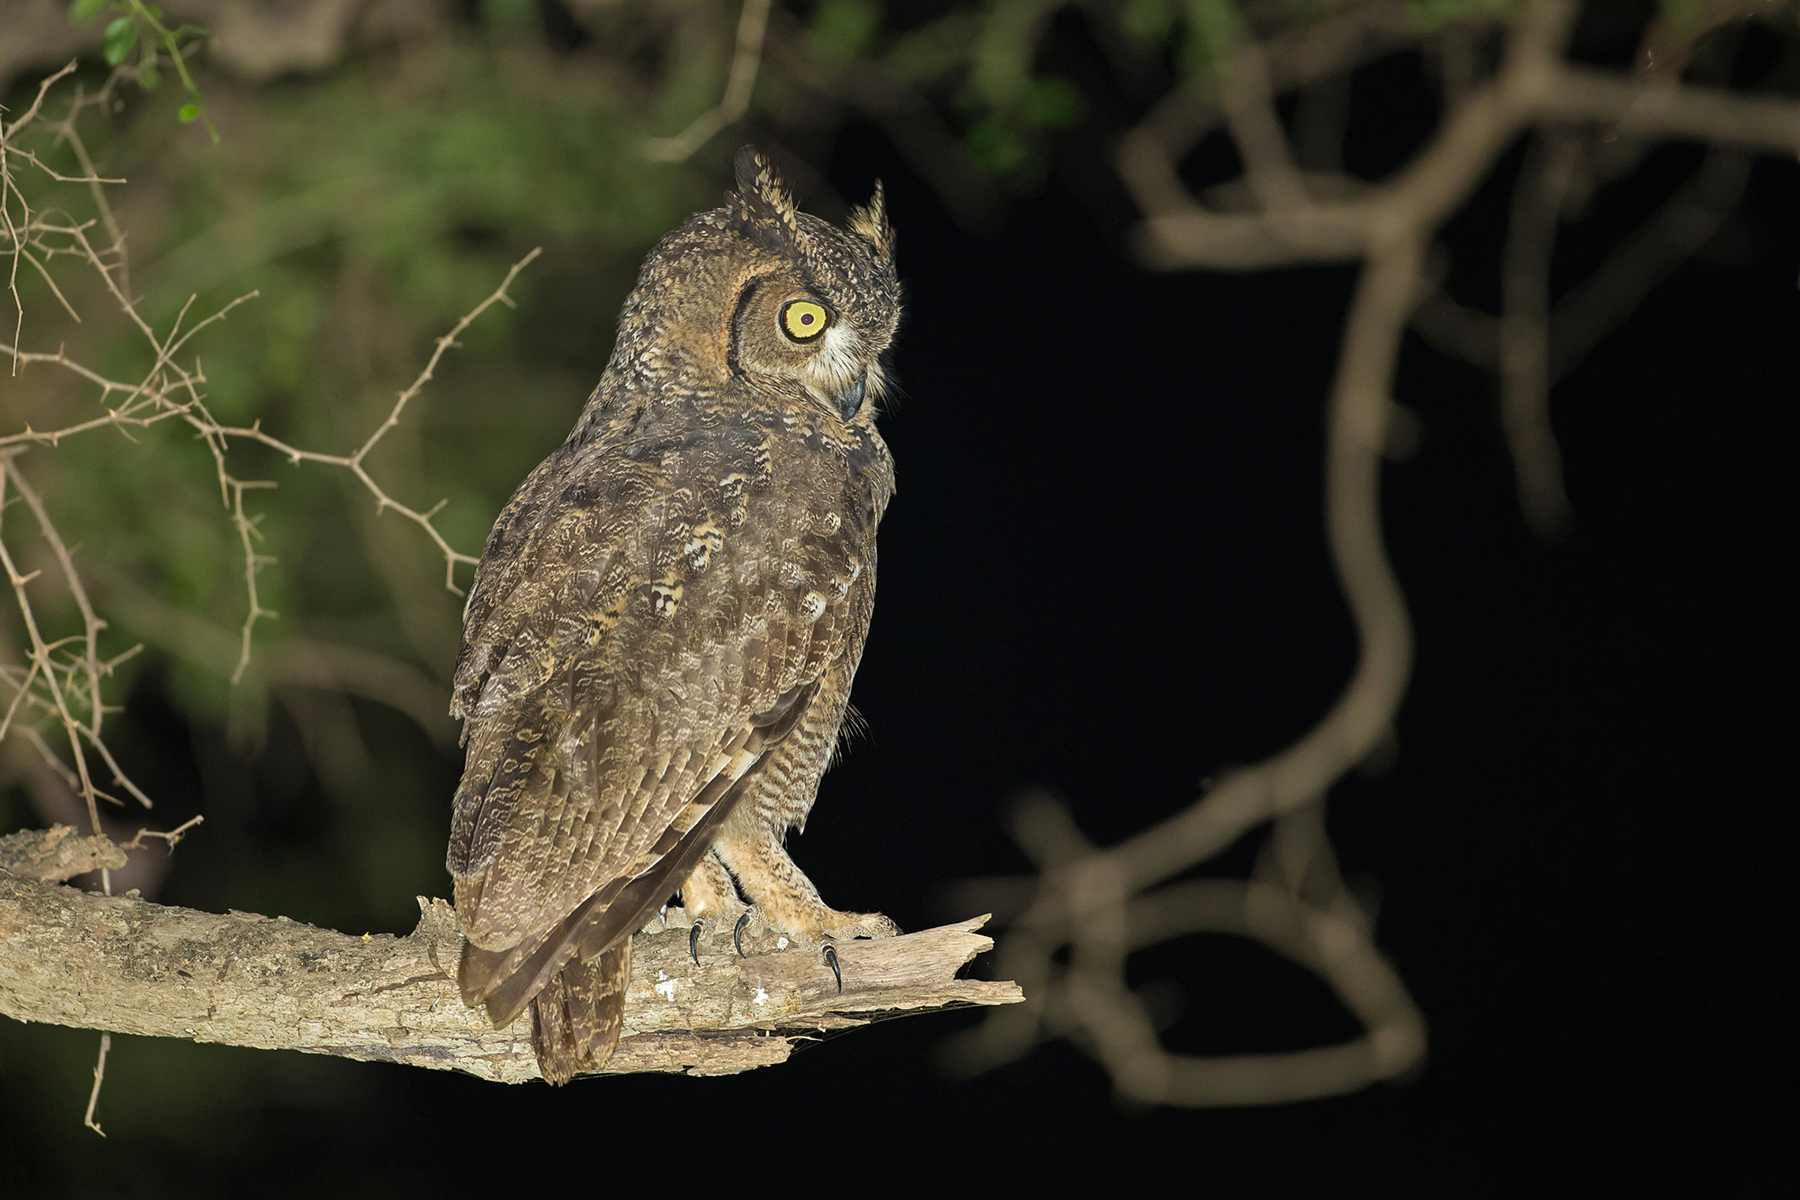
[0, 827, 1022, 1084]
[0, 825, 128, 883]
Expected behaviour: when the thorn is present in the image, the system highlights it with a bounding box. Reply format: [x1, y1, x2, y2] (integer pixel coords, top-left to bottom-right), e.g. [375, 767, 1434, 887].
[822, 942, 841, 993]
[733, 911, 751, 957]
[689, 920, 703, 965]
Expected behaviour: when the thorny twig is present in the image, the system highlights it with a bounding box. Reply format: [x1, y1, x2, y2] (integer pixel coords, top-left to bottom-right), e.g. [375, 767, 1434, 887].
[3, 63, 541, 694]
[0, 455, 146, 888]
[0, 62, 538, 870]
[1, 63, 534, 1132]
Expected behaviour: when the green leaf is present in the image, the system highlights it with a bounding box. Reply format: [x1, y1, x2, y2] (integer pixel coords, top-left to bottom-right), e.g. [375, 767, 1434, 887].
[103, 15, 137, 65]
[480, 0, 534, 28]
[1025, 75, 1082, 129]
[178, 102, 200, 122]
[810, 0, 880, 62]
[1121, 0, 1176, 44]
[1183, 0, 1240, 69]
[965, 117, 1027, 175]
[69, 0, 110, 24]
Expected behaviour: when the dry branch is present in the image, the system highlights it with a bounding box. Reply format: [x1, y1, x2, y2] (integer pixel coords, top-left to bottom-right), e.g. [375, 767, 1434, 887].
[0, 823, 126, 883]
[0, 828, 1020, 1085]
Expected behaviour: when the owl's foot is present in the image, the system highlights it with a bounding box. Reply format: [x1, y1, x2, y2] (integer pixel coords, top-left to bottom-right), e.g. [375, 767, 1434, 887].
[684, 907, 753, 963]
[678, 852, 754, 963]
[814, 908, 901, 941]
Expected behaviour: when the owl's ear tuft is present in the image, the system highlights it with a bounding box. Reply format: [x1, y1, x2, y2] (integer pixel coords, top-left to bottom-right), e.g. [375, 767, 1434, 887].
[730, 146, 802, 245]
[845, 180, 895, 266]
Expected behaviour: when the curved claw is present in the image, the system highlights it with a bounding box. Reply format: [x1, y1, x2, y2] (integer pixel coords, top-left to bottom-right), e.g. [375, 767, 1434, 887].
[822, 942, 842, 993]
[733, 911, 751, 957]
[689, 919, 703, 965]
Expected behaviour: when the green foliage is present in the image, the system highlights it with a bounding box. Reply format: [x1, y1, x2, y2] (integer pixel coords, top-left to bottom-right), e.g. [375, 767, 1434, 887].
[72, 0, 218, 139]
[481, 0, 539, 29]
[1025, 74, 1081, 128]
[101, 15, 135, 64]
[1182, 0, 1241, 71]
[1122, 0, 1179, 45]
[809, 0, 882, 62]
[1406, 0, 1514, 33]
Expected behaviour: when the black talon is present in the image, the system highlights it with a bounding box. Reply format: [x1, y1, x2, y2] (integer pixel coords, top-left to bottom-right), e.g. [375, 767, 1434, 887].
[689, 920, 703, 965]
[822, 942, 842, 993]
[733, 911, 751, 957]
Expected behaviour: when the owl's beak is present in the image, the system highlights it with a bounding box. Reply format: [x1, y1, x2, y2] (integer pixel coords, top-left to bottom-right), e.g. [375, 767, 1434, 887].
[835, 369, 868, 422]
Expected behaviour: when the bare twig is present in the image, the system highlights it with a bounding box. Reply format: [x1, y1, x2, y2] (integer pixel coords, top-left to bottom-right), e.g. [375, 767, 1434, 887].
[83, 1033, 109, 1137]
[1411, 147, 1752, 379]
[5, 69, 537, 696]
[647, 0, 775, 162]
[1500, 130, 1582, 541]
[122, 814, 205, 851]
[1218, 38, 1310, 216]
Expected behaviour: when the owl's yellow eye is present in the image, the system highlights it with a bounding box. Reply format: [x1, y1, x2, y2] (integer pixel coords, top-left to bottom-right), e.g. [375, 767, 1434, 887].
[779, 299, 830, 343]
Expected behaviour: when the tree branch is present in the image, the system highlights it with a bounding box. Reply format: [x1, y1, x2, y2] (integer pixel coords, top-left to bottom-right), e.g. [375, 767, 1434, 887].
[0, 828, 1020, 1085]
[1129, 55, 1800, 272]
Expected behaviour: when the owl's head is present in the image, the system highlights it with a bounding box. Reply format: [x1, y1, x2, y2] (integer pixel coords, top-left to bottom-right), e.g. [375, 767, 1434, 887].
[617, 148, 900, 426]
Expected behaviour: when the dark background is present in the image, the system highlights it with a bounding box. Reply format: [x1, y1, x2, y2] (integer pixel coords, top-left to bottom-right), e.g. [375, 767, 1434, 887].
[2, 10, 1796, 1195]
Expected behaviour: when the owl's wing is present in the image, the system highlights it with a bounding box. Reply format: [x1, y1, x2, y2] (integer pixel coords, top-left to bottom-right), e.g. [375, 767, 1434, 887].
[444, 440, 871, 1023]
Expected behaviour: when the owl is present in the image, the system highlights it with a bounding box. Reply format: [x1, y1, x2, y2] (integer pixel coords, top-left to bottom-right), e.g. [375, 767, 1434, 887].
[445, 149, 902, 1085]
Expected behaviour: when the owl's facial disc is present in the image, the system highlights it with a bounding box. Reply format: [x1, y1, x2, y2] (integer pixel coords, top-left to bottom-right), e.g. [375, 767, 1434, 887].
[744, 285, 874, 422]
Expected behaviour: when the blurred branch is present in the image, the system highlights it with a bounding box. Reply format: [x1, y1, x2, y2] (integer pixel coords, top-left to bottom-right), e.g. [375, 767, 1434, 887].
[98, 574, 458, 748]
[961, 0, 1798, 1107]
[1500, 129, 1582, 541]
[0, 837, 1020, 1085]
[766, 9, 1005, 231]
[1413, 147, 1754, 378]
[646, 0, 774, 162]
[949, 227, 1429, 1105]
[1127, 53, 1800, 269]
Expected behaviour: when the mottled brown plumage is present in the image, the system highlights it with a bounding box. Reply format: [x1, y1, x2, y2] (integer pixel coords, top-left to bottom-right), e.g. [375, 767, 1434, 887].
[446, 149, 901, 1084]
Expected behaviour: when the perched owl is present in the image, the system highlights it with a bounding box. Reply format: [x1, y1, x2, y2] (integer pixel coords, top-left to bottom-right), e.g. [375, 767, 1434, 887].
[445, 149, 901, 1084]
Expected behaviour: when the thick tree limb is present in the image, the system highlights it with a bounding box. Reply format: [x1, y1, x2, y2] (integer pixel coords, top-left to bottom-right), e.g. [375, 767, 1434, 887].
[0, 830, 1021, 1085]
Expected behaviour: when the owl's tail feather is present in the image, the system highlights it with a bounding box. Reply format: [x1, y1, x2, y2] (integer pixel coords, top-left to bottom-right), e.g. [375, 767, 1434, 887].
[529, 941, 630, 1086]
[457, 678, 825, 1083]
